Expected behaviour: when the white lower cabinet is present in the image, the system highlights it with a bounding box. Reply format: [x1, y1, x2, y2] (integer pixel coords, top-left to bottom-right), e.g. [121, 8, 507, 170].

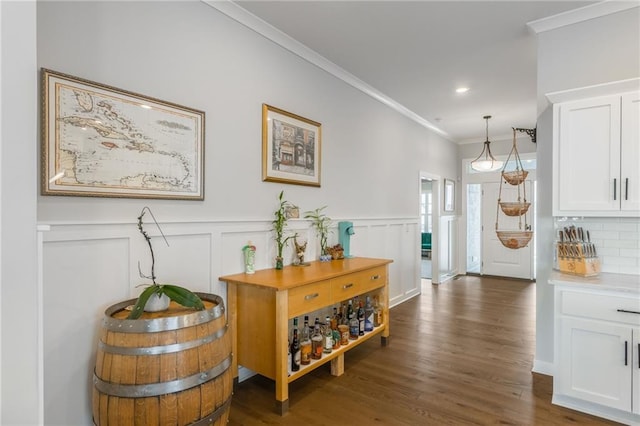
[554, 286, 640, 424]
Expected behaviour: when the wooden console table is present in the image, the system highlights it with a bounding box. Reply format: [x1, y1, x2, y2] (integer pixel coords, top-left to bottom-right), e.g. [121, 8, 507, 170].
[219, 257, 392, 414]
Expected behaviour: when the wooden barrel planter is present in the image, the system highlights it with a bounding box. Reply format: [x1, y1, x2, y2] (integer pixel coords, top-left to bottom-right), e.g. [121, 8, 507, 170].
[92, 293, 232, 425]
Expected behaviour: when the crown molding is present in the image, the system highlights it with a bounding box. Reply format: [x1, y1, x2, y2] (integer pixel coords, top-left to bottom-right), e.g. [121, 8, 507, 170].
[527, 1, 640, 34]
[201, 0, 450, 139]
[546, 77, 640, 103]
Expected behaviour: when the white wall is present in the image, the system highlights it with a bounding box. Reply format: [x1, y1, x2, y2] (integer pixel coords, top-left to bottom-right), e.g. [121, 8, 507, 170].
[29, 2, 458, 424]
[0, 1, 40, 425]
[534, 6, 640, 374]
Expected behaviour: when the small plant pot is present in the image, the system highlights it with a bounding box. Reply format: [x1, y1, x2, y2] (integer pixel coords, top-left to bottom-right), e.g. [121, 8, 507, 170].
[144, 293, 170, 312]
[275, 256, 284, 270]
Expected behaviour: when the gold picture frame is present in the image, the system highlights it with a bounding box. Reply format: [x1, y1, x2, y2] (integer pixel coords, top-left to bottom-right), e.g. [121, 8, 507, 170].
[41, 68, 205, 200]
[262, 104, 321, 187]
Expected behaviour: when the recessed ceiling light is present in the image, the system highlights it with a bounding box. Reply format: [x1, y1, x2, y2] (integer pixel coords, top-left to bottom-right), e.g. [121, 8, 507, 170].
[455, 87, 470, 94]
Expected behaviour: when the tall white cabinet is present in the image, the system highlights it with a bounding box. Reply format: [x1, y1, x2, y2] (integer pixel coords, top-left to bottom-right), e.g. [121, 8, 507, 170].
[552, 274, 640, 425]
[551, 85, 640, 217]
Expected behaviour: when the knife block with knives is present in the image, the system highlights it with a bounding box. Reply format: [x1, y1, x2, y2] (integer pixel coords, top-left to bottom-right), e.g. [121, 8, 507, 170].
[556, 225, 600, 277]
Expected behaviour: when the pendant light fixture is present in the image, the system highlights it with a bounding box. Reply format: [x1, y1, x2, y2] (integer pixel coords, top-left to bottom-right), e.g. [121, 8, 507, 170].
[471, 115, 503, 172]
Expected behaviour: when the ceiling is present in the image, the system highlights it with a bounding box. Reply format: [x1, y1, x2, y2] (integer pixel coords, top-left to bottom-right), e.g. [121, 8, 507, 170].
[235, 0, 596, 144]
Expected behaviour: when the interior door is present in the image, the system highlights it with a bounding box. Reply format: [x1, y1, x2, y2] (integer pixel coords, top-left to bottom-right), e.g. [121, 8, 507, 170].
[481, 181, 533, 279]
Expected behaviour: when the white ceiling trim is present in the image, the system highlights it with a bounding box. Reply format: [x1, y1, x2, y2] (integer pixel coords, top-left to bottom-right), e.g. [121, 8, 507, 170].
[546, 77, 640, 103]
[202, 0, 451, 140]
[527, 0, 639, 33]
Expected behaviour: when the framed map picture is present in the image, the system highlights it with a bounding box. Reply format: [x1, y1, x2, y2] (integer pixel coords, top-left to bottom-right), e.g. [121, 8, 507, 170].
[262, 104, 321, 187]
[41, 68, 205, 200]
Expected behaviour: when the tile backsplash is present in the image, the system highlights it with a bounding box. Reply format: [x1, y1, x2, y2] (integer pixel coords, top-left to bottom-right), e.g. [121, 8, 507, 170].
[554, 216, 640, 275]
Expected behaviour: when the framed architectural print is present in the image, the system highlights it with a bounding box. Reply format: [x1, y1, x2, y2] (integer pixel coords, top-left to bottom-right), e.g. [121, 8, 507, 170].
[41, 68, 205, 200]
[444, 178, 455, 212]
[262, 104, 321, 187]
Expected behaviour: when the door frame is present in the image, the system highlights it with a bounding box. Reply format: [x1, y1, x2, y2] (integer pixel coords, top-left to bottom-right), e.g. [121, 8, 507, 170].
[420, 171, 441, 284]
[459, 153, 537, 278]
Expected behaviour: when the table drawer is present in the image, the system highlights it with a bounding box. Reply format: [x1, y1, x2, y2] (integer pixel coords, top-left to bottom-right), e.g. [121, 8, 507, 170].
[331, 266, 387, 303]
[288, 280, 331, 318]
[561, 290, 640, 325]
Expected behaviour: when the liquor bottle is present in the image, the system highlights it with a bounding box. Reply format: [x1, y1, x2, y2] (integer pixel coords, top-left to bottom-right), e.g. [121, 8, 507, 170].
[340, 302, 348, 325]
[288, 334, 291, 376]
[330, 307, 338, 330]
[357, 299, 365, 336]
[311, 318, 323, 360]
[300, 317, 312, 365]
[364, 296, 374, 332]
[374, 296, 383, 327]
[323, 316, 333, 354]
[346, 300, 354, 326]
[290, 328, 301, 372]
[349, 310, 359, 340]
[331, 313, 341, 350]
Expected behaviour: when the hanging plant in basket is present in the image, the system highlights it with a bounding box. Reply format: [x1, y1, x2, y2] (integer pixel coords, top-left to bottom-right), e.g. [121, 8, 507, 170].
[495, 129, 533, 250]
[127, 207, 205, 319]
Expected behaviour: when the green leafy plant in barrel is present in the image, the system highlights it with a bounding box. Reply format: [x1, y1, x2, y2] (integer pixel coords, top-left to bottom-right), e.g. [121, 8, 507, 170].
[127, 207, 205, 319]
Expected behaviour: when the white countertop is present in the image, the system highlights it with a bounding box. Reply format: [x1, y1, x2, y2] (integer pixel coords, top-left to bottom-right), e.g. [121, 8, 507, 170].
[549, 270, 640, 294]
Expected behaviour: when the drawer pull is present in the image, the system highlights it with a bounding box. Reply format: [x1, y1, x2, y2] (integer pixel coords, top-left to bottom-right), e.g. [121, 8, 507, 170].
[342, 283, 354, 290]
[625, 341, 628, 366]
[371, 274, 380, 280]
[304, 293, 319, 300]
[616, 309, 640, 315]
[638, 343, 640, 369]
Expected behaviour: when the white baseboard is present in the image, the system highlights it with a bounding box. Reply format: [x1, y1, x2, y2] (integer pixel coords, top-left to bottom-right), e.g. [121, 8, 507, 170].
[531, 358, 554, 376]
[553, 394, 640, 425]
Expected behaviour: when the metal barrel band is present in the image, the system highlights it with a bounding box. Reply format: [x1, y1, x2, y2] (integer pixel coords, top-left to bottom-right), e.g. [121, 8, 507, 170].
[189, 395, 232, 426]
[102, 293, 225, 333]
[94, 354, 232, 398]
[99, 323, 228, 355]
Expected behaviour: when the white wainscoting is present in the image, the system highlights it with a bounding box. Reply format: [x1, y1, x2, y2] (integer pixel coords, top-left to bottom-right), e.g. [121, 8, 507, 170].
[37, 217, 420, 425]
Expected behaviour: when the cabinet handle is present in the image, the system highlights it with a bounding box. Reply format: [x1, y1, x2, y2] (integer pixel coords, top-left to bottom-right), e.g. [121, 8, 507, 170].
[625, 178, 629, 201]
[617, 309, 640, 315]
[342, 283, 354, 290]
[371, 274, 380, 280]
[304, 293, 319, 300]
[614, 178, 617, 201]
[638, 343, 640, 369]
[625, 341, 628, 366]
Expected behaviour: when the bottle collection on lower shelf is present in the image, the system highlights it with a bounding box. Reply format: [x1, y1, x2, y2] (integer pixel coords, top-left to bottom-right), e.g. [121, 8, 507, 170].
[288, 295, 384, 376]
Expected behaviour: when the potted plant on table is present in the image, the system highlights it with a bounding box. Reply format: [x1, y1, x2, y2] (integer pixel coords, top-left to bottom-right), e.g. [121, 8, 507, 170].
[127, 207, 205, 319]
[304, 206, 333, 261]
[272, 190, 295, 269]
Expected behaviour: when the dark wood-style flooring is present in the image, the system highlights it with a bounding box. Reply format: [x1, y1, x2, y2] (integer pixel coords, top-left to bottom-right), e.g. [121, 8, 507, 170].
[228, 275, 618, 425]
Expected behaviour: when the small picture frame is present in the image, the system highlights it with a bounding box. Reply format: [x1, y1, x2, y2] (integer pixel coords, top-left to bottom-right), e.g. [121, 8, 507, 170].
[262, 104, 321, 187]
[444, 178, 455, 212]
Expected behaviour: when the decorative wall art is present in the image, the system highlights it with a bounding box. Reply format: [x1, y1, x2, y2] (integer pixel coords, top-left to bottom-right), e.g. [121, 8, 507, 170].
[41, 68, 205, 200]
[262, 104, 321, 187]
[444, 178, 455, 212]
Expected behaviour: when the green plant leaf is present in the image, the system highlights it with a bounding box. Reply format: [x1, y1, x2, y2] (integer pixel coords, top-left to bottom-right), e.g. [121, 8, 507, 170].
[126, 285, 161, 319]
[161, 284, 205, 310]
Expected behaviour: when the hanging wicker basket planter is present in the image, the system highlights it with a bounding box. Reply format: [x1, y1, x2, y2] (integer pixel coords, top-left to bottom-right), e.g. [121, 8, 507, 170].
[496, 230, 534, 249]
[495, 129, 533, 250]
[502, 170, 529, 186]
[499, 201, 531, 216]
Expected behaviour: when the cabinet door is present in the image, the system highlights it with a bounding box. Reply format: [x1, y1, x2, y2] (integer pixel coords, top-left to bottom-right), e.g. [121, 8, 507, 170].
[634, 328, 640, 415]
[555, 96, 621, 213]
[558, 317, 632, 411]
[621, 92, 640, 212]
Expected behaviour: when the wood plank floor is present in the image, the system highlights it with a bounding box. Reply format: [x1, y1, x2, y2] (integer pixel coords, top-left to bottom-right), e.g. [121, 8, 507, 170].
[228, 275, 619, 425]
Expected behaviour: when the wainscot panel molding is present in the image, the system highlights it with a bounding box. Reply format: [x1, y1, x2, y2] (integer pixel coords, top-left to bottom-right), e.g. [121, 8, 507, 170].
[37, 217, 420, 424]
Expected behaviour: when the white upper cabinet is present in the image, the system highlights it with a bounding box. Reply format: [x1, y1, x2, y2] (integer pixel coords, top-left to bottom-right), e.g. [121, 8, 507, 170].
[552, 89, 640, 217]
[621, 92, 640, 212]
